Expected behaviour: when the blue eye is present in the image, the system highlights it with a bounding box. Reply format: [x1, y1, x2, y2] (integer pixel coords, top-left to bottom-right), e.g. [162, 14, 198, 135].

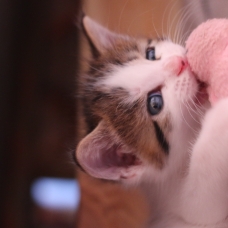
[147, 92, 163, 115]
[146, 47, 156, 60]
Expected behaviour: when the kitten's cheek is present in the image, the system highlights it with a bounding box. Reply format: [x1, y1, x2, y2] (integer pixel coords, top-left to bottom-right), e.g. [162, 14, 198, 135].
[163, 56, 188, 76]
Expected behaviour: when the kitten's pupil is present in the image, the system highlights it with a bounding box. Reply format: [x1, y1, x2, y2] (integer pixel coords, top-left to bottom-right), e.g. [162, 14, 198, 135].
[146, 47, 156, 60]
[147, 93, 163, 115]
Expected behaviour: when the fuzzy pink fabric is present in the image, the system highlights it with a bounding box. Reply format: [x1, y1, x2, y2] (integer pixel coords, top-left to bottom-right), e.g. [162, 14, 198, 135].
[186, 19, 228, 105]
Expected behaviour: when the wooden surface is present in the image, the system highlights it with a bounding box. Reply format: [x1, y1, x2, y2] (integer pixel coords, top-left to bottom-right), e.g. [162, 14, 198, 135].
[77, 172, 149, 228]
[83, 0, 182, 37]
[0, 1, 81, 227]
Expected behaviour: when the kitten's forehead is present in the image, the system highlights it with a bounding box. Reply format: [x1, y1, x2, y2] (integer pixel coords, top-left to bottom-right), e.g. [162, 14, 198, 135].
[100, 60, 165, 102]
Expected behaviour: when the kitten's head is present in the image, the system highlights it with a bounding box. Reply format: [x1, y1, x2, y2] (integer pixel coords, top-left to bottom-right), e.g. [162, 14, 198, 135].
[75, 16, 207, 184]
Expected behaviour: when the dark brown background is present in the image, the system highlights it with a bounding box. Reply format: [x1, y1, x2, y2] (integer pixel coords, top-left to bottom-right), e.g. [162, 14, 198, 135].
[0, 0, 81, 227]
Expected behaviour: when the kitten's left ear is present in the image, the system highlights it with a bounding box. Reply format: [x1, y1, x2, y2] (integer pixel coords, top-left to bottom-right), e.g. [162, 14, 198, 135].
[81, 15, 128, 56]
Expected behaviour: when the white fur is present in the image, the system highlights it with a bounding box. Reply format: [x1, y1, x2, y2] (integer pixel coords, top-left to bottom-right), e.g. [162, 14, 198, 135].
[100, 42, 228, 227]
[179, 98, 228, 225]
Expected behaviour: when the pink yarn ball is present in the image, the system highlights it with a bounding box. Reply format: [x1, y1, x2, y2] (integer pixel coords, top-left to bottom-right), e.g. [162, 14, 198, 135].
[186, 19, 228, 104]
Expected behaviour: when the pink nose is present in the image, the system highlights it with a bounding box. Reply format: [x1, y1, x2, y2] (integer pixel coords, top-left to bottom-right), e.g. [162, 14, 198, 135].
[164, 56, 188, 76]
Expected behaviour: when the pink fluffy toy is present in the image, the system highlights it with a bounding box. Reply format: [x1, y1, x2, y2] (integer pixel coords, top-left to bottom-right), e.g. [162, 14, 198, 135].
[186, 19, 228, 105]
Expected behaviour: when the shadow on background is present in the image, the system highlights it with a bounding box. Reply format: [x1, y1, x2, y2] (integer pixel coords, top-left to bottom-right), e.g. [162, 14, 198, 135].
[0, 0, 81, 227]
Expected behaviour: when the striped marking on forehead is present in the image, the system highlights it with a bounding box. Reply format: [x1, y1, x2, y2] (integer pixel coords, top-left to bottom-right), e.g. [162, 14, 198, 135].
[147, 37, 165, 46]
[86, 39, 140, 78]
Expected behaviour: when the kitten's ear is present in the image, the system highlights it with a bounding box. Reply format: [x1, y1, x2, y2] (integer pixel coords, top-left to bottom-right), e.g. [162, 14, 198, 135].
[81, 15, 127, 57]
[76, 121, 142, 181]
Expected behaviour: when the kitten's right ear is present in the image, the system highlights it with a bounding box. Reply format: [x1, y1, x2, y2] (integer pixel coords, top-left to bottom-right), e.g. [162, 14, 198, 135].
[75, 120, 143, 182]
[81, 15, 127, 57]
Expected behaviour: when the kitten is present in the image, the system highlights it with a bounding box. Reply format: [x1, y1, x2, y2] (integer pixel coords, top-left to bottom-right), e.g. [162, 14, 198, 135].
[75, 15, 228, 227]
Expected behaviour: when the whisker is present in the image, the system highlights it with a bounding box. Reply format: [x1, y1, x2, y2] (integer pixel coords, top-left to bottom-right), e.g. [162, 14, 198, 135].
[174, 0, 196, 45]
[193, 95, 208, 114]
[185, 99, 199, 116]
[166, 0, 178, 40]
[189, 96, 207, 119]
[175, 6, 193, 44]
[151, 15, 161, 38]
[117, 0, 130, 34]
[179, 100, 198, 134]
[178, 10, 197, 46]
[169, 1, 189, 43]
[179, 0, 205, 46]
[86, 65, 106, 74]
[184, 100, 201, 125]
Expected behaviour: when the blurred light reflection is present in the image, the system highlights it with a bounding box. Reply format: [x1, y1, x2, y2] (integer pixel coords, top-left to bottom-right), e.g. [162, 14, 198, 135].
[31, 177, 80, 211]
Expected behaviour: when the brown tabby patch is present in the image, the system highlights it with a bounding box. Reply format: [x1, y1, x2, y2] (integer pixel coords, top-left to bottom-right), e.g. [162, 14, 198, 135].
[88, 87, 170, 168]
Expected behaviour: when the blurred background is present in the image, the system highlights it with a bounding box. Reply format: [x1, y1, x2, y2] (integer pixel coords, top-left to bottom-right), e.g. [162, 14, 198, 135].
[0, 0, 227, 227]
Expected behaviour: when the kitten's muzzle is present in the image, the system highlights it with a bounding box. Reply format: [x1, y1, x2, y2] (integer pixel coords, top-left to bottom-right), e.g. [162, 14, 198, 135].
[164, 56, 188, 76]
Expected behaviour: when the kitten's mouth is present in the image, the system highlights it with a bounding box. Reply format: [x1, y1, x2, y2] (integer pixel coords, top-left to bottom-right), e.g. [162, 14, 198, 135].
[196, 79, 208, 105]
[109, 145, 142, 168]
